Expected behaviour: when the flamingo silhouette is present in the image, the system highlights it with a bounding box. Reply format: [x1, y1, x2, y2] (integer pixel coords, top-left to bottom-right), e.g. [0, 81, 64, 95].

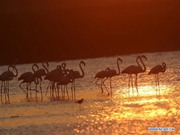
[44, 65, 65, 99]
[18, 63, 39, 99]
[56, 69, 74, 100]
[0, 59, 19, 104]
[105, 58, 122, 96]
[148, 62, 166, 94]
[0, 65, 14, 103]
[122, 55, 147, 95]
[95, 68, 110, 95]
[34, 62, 49, 101]
[129, 55, 147, 95]
[122, 56, 140, 93]
[71, 61, 86, 100]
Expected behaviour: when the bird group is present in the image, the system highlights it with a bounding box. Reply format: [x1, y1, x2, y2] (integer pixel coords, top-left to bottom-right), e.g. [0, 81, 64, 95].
[0, 55, 166, 104]
[0, 60, 86, 104]
[95, 55, 166, 96]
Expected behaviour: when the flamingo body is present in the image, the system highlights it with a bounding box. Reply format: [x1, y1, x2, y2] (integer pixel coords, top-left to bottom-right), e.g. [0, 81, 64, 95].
[149, 62, 166, 75]
[148, 62, 166, 94]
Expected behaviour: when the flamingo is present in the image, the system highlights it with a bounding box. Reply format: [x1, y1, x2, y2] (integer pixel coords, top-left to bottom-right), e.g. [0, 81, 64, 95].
[44, 65, 65, 99]
[105, 58, 122, 96]
[121, 56, 140, 93]
[56, 69, 74, 100]
[122, 55, 147, 95]
[130, 55, 147, 95]
[95, 68, 110, 95]
[148, 62, 166, 94]
[18, 63, 39, 99]
[0, 65, 14, 103]
[34, 61, 49, 101]
[71, 61, 86, 100]
[0, 59, 19, 104]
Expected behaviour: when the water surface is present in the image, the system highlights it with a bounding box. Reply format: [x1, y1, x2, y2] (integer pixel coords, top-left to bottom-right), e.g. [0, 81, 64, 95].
[0, 51, 180, 134]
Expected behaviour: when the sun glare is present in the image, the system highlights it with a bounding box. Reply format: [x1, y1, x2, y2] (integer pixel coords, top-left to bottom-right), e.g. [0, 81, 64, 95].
[99, 84, 176, 122]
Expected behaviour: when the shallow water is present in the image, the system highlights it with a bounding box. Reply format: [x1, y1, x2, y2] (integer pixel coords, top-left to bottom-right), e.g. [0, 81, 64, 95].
[0, 51, 180, 134]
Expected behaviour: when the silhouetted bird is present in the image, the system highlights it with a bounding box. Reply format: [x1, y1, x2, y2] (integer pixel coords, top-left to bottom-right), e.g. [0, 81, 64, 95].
[95, 68, 110, 95]
[75, 98, 84, 106]
[148, 62, 166, 94]
[71, 61, 86, 100]
[122, 55, 147, 96]
[105, 58, 122, 96]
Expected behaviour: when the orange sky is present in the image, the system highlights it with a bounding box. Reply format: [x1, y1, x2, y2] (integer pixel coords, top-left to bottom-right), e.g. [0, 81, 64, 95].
[0, 0, 179, 64]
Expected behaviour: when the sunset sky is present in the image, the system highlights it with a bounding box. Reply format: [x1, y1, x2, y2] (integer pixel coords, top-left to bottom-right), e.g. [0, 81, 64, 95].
[0, 0, 179, 65]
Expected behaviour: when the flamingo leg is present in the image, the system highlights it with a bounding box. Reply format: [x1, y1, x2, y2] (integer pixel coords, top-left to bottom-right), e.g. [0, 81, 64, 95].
[157, 74, 160, 95]
[7, 81, 10, 104]
[128, 74, 131, 95]
[40, 79, 43, 101]
[6, 81, 10, 104]
[51, 82, 54, 99]
[29, 83, 32, 98]
[49, 82, 52, 99]
[95, 78, 104, 94]
[56, 84, 59, 99]
[1, 81, 3, 104]
[155, 74, 158, 95]
[5, 81, 8, 103]
[61, 85, 65, 99]
[35, 83, 38, 101]
[71, 83, 73, 100]
[131, 75, 134, 95]
[4, 82, 7, 103]
[19, 82, 28, 98]
[45, 81, 51, 96]
[73, 81, 76, 100]
[135, 74, 138, 96]
[65, 85, 69, 100]
[3, 82, 6, 103]
[102, 77, 109, 96]
[110, 77, 112, 97]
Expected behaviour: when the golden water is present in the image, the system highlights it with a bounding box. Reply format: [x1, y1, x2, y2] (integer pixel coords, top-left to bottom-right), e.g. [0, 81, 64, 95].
[0, 51, 180, 134]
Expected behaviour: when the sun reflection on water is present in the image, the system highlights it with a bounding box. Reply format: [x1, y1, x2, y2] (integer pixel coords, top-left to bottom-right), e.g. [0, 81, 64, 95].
[73, 84, 179, 134]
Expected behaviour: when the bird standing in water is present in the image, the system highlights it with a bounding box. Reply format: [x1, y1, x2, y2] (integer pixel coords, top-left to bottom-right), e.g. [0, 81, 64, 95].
[148, 62, 166, 94]
[75, 98, 84, 107]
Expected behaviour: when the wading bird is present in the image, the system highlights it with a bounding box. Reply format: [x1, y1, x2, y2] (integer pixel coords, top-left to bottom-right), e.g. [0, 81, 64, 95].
[44, 65, 65, 99]
[122, 55, 147, 96]
[0, 65, 14, 103]
[75, 98, 84, 107]
[71, 61, 86, 100]
[148, 62, 166, 94]
[18, 64, 39, 100]
[56, 69, 74, 100]
[95, 68, 110, 95]
[105, 58, 122, 96]
[34, 62, 49, 101]
[0, 59, 19, 104]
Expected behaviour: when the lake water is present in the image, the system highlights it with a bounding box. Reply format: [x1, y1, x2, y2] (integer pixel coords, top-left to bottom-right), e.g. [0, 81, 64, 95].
[0, 51, 180, 134]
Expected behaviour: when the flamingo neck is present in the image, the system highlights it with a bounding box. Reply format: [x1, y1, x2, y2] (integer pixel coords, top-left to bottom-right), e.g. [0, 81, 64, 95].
[136, 56, 141, 67]
[79, 62, 85, 78]
[8, 65, 14, 72]
[140, 57, 146, 71]
[34, 77, 39, 85]
[117, 59, 121, 75]
[8, 65, 18, 77]
[32, 64, 38, 72]
[42, 62, 49, 73]
[13, 65, 18, 77]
